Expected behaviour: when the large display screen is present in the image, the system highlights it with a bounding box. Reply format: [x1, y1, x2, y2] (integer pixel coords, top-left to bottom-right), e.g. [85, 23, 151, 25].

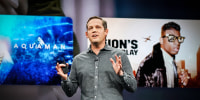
[99, 18, 200, 88]
[0, 15, 73, 85]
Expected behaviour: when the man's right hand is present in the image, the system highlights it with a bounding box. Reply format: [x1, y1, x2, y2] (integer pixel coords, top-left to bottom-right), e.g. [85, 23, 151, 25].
[56, 63, 68, 80]
[178, 69, 190, 87]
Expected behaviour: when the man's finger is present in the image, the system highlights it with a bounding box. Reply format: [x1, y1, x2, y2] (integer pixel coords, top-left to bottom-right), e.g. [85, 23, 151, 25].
[66, 63, 69, 67]
[59, 64, 66, 67]
[115, 55, 119, 63]
[56, 63, 60, 71]
[110, 58, 115, 65]
[118, 56, 121, 64]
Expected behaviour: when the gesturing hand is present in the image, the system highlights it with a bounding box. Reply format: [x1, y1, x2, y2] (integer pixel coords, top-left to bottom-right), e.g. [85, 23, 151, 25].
[110, 55, 123, 76]
[178, 69, 190, 87]
[55, 63, 69, 80]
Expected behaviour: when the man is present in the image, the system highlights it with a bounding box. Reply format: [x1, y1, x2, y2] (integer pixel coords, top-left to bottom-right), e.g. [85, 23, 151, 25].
[56, 16, 137, 100]
[136, 22, 189, 88]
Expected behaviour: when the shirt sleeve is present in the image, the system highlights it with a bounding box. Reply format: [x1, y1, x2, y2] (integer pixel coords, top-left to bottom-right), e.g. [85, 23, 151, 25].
[120, 52, 137, 92]
[61, 58, 79, 97]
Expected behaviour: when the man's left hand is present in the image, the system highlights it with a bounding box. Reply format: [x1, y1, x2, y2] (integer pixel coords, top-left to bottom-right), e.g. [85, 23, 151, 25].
[110, 55, 123, 76]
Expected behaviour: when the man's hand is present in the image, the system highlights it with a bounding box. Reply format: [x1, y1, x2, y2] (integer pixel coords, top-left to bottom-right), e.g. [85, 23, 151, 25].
[55, 63, 69, 80]
[110, 55, 123, 76]
[178, 69, 190, 87]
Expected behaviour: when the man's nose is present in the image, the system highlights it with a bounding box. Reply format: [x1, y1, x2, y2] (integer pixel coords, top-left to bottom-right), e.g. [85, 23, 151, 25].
[92, 28, 97, 33]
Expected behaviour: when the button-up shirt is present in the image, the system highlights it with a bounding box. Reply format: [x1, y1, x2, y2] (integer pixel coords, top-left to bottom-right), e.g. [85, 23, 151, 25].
[161, 48, 176, 88]
[61, 44, 137, 100]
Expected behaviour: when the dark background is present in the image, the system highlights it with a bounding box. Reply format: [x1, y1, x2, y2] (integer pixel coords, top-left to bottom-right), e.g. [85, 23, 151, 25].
[115, 0, 200, 19]
[0, 0, 200, 100]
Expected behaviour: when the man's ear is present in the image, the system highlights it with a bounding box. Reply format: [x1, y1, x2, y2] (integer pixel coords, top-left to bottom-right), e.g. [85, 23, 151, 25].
[160, 37, 163, 44]
[85, 32, 88, 38]
[105, 29, 108, 36]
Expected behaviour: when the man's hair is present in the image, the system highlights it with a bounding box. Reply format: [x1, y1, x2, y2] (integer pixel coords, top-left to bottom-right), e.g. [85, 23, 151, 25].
[161, 22, 181, 36]
[86, 16, 107, 30]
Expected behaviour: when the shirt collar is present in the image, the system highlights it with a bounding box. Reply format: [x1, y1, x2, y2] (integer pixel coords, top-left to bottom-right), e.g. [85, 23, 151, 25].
[87, 44, 112, 53]
[161, 48, 174, 63]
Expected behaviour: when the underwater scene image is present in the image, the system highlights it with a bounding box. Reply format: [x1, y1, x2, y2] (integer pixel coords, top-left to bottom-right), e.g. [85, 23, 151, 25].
[0, 15, 73, 85]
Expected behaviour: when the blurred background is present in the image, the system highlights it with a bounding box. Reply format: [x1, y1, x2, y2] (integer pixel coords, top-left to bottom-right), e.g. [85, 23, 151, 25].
[0, 0, 200, 100]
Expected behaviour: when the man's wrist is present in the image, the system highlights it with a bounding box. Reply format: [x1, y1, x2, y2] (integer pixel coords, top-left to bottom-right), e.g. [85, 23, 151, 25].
[119, 70, 124, 76]
[61, 74, 68, 81]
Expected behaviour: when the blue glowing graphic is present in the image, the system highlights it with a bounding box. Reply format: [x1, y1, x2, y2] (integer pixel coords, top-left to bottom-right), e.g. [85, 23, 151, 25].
[0, 15, 73, 85]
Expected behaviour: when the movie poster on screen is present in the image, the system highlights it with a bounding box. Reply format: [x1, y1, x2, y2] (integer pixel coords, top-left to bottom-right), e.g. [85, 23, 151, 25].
[0, 15, 73, 85]
[96, 18, 200, 88]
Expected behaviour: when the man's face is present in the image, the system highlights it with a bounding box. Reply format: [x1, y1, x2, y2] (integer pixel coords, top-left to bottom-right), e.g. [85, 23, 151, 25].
[86, 19, 108, 45]
[161, 28, 181, 56]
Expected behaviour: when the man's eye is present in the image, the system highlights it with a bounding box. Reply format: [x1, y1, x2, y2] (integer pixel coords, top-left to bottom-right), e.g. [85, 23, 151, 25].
[96, 26, 101, 28]
[179, 37, 184, 40]
[168, 36, 175, 41]
[88, 27, 93, 30]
